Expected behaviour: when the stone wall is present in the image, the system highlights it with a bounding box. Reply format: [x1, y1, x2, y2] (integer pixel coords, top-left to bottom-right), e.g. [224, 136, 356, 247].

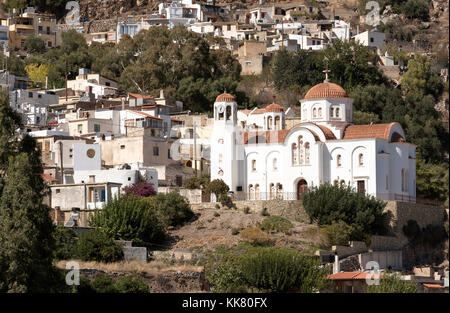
[158, 187, 205, 204]
[233, 200, 309, 222]
[116, 241, 148, 263]
[359, 250, 403, 270]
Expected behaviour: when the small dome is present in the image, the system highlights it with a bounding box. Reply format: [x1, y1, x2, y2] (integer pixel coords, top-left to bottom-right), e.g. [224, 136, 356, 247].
[304, 82, 347, 100]
[265, 103, 284, 113]
[215, 93, 235, 102]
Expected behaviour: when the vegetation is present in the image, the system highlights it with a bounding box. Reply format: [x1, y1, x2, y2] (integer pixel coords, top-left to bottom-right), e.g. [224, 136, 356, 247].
[366, 273, 418, 293]
[73, 273, 149, 293]
[416, 158, 449, 202]
[149, 191, 194, 227]
[89, 195, 166, 244]
[206, 179, 229, 199]
[240, 227, 274, 246]
[53, 226, 78, 260]
[206, 245, 329, 293]
[183, 175, 210, 190]
[123, 181, 156, 197]
[302, 183, 388, 241]
[403, 220, 448, 247]
[76, 229, 124, 263]
[261, 216, 293, 233]
[0, 92, 61, 292]
[322, 220, 354, 247]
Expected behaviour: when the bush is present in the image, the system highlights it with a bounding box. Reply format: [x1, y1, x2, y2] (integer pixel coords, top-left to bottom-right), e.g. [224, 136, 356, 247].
[261, 216, 293, 233]
[302, 183, 387, 240]
[322, 220, 353, 247]
[261, 207, 269, 216]
[240, 227, 274, 246]
[76, 229, 124, 263]
[218, 194, 233, 208]
[114, 274, 149, 293]
[243, 207, 250, 214]
[206, 179, 229, 198]
[206, 245, 329, 293]
[403, 220, 448, 248]
[367, 273, 418, 293]
[90, 195, 166, 244]
[123, 181, 156, 197]
[231, 228, 240, 235]
[215, 204, 221, 210]
[53, 226, 78, 260]
[149, 192, 194, 227]
[183, 175, 210, 190]
[90, 273, 117, 293]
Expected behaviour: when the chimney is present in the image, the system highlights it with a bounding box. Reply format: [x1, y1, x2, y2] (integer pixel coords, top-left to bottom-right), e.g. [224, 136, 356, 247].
[333, 254, 340, 274]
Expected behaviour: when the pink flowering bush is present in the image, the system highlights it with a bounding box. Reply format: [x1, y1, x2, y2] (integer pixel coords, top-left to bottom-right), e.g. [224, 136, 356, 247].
[123, 181, 156, 197]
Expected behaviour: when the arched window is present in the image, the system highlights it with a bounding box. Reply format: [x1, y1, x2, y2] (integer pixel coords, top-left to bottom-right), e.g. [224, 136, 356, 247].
[270, 183, 275, 200]
[335, 107, 340, 117]
[251, 159, 256, 172]
[401, 168, 408, 192]
[255, 184, 260, 200]
[330, 107, 334, 118]
[358, 153, 364, 167]
[219, 153, 223, 164]
[273, 158, 278, 171]
[275, 116, 280, 130]
[226, 105, 232, 120]
[337, 154, 342, 168]
[305, 142, 310, 165]
[268, 116, 273, 130]
[313, 108, 317, 118]
[276, 183, 283, 199]
[340, 180, 346, 187]
[248, 184, 254, 200]
[298, 136, 304, 165]
[292, 143, 298, 165]
[318, 107, 322, 118]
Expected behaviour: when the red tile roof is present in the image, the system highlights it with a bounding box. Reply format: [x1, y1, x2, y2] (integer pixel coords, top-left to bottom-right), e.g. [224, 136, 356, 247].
[343, 122, 401, 141]
[171, 117, 183, 123]
[265, 103, 284, 113]
[243, 130, 290, 144]
[251, 108, 266, 115]
[130, 111, 163, 120]
[423, 283, 444, 289]
[327, 272, 380, 280]
[215, 93, 235, 102]
[129, 93, 153, 99]
[304, 82, 347, 100]
[41, 173, 58, 182]
[312, 123, 337, 140]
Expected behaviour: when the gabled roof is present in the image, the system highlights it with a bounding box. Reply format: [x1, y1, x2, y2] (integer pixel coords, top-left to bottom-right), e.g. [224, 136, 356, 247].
[128, 92, 153, 99]
[130, 111, 163, 120]
[327, 272, 379, 280]
[243, 129, 290, 144]
[41, 173, 58, 183]
[343, 122, 403, 141]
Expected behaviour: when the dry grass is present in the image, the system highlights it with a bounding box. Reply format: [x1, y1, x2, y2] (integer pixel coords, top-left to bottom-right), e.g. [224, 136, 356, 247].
[55, 260, 203, 274]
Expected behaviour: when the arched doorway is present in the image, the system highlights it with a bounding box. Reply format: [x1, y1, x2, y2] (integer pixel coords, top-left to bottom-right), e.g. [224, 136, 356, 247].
[297, 179, 308, 200]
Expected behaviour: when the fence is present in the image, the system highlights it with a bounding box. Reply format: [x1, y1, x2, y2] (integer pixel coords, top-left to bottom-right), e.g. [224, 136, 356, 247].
[230, 192, 300, 201]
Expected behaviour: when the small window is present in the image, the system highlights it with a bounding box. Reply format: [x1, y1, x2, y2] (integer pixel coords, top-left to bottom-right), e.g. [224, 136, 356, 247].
[337, 154, 342, 168]
[55, 189, 60, 193]
[94, 124, 100, 132]
[38, 94, 42, 98]
[335, 108, 340, 117]
[251, 160, 256, 172]
[120, 145, 125, 149]
[386, 175, 389, 190]
[273, 158, 278, 171]
[318, 107, 322, 118]
[128, 177, 131, 181]
[28, 92, 33, 98]
[358, 153, 364, 167]
[370, 37, 374, 43]
[153, 146, 159, 156]
[77, 124, 83, 133]
[313, 108, 317, 118]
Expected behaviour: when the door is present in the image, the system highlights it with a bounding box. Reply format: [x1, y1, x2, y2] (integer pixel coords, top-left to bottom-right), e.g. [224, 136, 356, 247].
[297, 179, 308, 200]
[357, 180, 365, 193]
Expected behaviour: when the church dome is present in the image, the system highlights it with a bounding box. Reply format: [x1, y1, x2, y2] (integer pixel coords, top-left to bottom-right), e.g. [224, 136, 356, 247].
[215, 93, 235, 102]
[265, 103, 284, 113]
[304, 82, 347, 100]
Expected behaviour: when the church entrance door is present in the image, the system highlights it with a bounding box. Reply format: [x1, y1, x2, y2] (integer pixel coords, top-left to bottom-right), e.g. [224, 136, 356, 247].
[297, 179, 308, 200]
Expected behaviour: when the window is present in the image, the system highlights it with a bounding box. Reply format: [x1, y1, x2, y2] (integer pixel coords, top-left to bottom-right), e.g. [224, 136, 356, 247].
[28, 92, 33, 98]
[168, 149, 171, 159]
[337, 154, 342, 167]
[77, 124, 83, 133]
[94, 124, 100, 132]
[313, 108, 317, 118]
[370, 37, 374, 43]
[335, 108, 340, 117]
[298, 136, 304, 165]
[251, 159, 256, 172]
[357, 180, 365, 193]
[38, 94, 42, 99]
[120, 145, 125, 150]
[318, 107, 322, 118]
[153, 146, 159, 156]
[330, 107, 334, 117]
[48, 41, 52, 47]
[358, 153, 364, 167]
[386, 175, 389, 190]
[401, 169, 408, 192]
[249, 184, 255, 200]
[89, 175, 95, 183]
[55, 189, 60, 194]
[273, 158, 278, 171]
[292, 143, 298, 165]
[305, 143, 310, 165]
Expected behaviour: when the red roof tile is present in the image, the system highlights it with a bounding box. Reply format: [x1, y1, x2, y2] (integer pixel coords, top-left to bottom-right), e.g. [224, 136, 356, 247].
[423, 283, 444, 289]
[343, 122, 400, 141]
[251, 108, 266, 115]
[41, 173, 58, 182]
[129, 92, 153, 99]
[215, 93, 235, 102]
[130, 111, 163, 120]
[304, 82, 347, 100]
[312, 123, 337, 140]
[265, 103, 284, 113]
[327, 272, 379, 280]
[243, 130, 290, 144]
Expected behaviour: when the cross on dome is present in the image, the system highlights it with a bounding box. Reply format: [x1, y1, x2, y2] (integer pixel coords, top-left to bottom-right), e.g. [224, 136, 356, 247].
[323, 69, 331, 83]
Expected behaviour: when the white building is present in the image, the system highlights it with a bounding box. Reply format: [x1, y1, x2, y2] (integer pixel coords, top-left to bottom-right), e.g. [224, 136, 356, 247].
[288, 34, 325, 50]
[158, 0, 203, 29]
[353, 29, 386, 49]
[210, 79, 416, 202]
[9, 89, 59, 126]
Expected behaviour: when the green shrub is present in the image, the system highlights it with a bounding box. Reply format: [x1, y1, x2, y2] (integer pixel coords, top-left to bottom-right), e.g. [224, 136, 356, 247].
[367, 273, 418, 293]
[218, 194, 233, 208]
[183, 175, 210, 190]
[149, 192, 194, 227]
[231, 228, 240, 235]
[72, 276, 96, 293]
[261, 216, 293, 233]
[206, 245, 329, 293]
[206, 179, 229, 198]
[322, 220, 353, 247]
[90, 195, 166, 244]
[240, 227, 273, 246]
[114, 274, 149, 293]
[53, 226, 78, 260]
[302, 183, 387, 240]
[91, 273, 117, 293]
[215, 204, 221, 209]
[76, 229, 123, 263]
[213, 212, 220, 217]
[261, 207, 269, 216]
[243, 207, 250, 214]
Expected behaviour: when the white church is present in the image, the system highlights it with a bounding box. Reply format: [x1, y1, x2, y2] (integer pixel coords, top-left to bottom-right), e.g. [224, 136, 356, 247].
[210, 78, 416, 202]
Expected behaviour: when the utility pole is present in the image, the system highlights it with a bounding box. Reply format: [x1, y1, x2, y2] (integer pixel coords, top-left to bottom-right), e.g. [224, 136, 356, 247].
[65, 57, 68, 102]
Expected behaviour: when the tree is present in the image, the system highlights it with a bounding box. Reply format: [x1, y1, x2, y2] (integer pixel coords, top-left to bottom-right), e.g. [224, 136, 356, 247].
[25, 63, 56, 85]
[149, 192, 194, 227]
[302, 183, 388, 240]
[89, 195, 166, 245]
[367, 273, 418, 293]
[402, 0, 430, 21]
[183, 175, 210, 190]
[353, 110, 381, 125]
[206, 179, 229, 199]
[123, 181, 156, 197]
[415, 158, 449, 202]
[24, 36, 46, 54]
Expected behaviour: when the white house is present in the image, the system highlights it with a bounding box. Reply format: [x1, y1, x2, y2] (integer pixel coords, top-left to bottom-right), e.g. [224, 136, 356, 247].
[288, 34, 326, 50]
[353, 29, 386, 49]
[9, 89, 59, 126]
[210, 78, 416, 203]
